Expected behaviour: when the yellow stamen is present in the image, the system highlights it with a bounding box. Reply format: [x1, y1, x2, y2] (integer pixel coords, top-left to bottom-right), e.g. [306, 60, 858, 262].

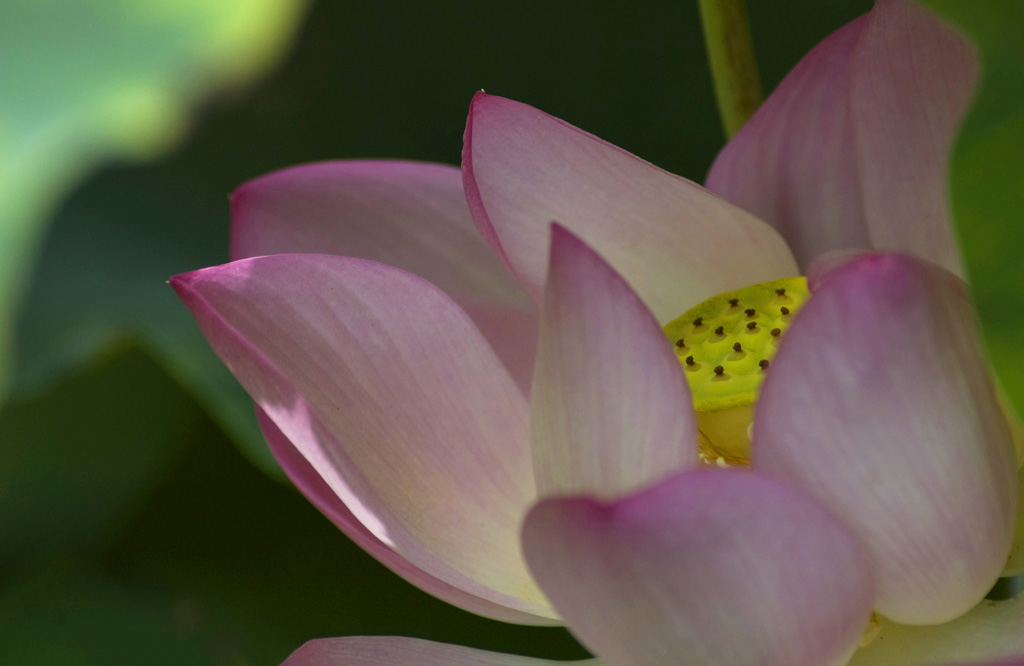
[664, 277, 810, 464]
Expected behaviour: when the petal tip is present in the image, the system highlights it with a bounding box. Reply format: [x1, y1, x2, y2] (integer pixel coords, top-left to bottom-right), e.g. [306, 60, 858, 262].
[470, 88, 492, 105]
[169, 264, 236, 315]
[522, 494, 604, 568]
[841, 251, 914, 275]
[464, 91, 499, 144]
[469, 90, 511, 114]
[168, 270, 198, 298]
[824, 251, 923, 309]
[547, 222, 584, 261]
[462, 94, 517, 279]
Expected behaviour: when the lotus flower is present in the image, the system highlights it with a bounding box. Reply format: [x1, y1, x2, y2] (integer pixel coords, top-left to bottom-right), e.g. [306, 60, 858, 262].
[172, 0, 1024, 664]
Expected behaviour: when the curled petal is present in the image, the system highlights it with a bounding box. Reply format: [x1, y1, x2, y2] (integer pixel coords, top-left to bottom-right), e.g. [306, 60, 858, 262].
[530, 226, 698, 498]
[231, 160, 537, 393]
[463, 92, 798, 323]
[172, 254, 553, 621]
[283, 636, 604, 666]
[707, 0, 977, 275]
[522, 468, 875, 666]
[756, 253, 1017, 624]
[848, 596, 1024, 666]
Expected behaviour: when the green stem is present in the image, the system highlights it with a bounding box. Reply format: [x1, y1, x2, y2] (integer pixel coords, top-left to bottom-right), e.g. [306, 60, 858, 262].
[697, 0, 764, 139]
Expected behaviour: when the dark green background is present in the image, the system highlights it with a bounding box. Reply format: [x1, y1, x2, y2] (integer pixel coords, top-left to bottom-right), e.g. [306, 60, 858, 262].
[3, 1, 872, 663]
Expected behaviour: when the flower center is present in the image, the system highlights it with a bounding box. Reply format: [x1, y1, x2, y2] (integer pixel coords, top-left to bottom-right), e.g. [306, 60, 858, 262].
[663, 277, 809, 466]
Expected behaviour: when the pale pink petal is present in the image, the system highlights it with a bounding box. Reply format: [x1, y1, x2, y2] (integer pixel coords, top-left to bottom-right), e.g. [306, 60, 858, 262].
[463, 93, 798, 323]
[522, 468, 875, 666]
[171, 254, 553, 621]
[283, 637, 604, 666]
[755, 253, 1017, 625]
[231, 160, 537, 393]
[848, 596, 1024, 666]
[707, 0, 977, 276]
[256, 409, 556, 625]
[230, 161, 522, 305]
[530, 226, 697, 498]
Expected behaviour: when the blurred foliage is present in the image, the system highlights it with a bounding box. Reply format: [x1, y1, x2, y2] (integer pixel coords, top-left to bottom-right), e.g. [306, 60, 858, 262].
[0, 348, 193, 561]
[0, 0, 307, 393]
[918, 0, 1024, 423]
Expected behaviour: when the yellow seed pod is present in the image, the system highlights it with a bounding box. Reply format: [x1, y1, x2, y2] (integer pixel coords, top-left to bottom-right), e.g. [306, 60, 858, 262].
[663, 277, 809, 463]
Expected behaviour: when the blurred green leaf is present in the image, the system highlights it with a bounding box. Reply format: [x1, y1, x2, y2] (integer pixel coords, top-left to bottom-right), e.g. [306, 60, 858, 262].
[0, 562, 217, 666]
[0, 0, 307, 393]
[0, 347, 196, 561]
[917, 1, 1024, 419]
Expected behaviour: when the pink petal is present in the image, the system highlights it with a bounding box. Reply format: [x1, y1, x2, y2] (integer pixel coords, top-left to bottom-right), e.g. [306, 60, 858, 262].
[256, 409, 556, 625]
[522, 468, 875, 666]
[463, 93, 798, 323]
[848, 596, 1024, 666]
[231, 160, 537, 393]
[171, 254, 553, 621]
[755, 253, 1017, 624]
[283, 637, 604, 666]
[707, 0, 977, 276]
[530, 226, 697, 498]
